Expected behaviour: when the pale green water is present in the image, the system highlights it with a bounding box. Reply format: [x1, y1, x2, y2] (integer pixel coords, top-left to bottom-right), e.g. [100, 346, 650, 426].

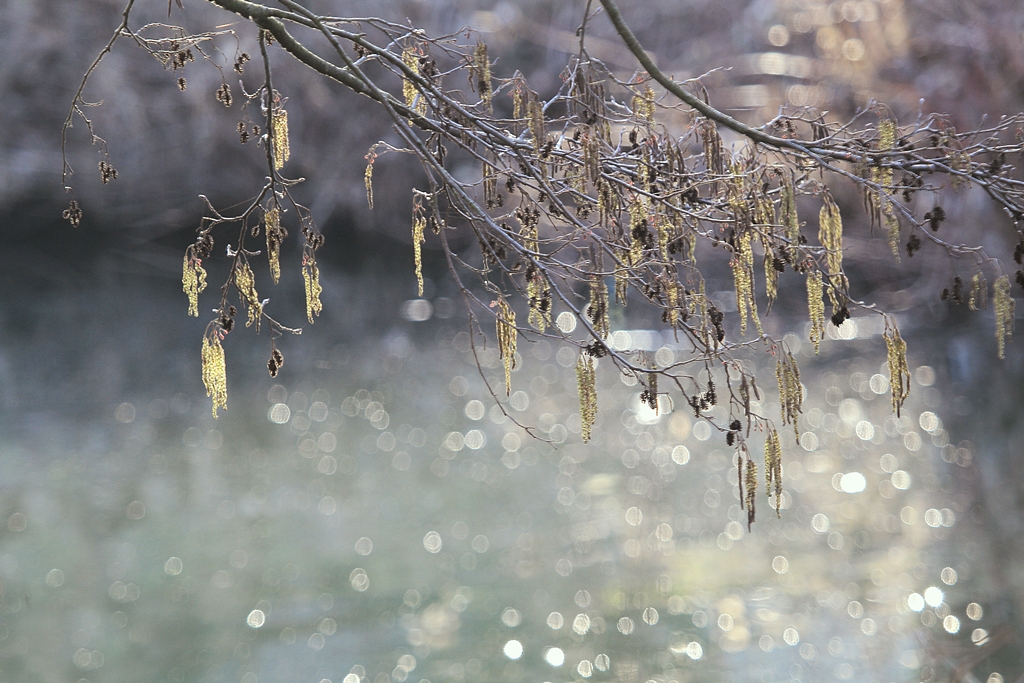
[0, 266, 996, 683]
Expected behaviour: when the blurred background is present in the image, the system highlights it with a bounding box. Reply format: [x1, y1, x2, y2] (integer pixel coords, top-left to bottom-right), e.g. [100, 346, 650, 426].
[1, 0, 1023, 682]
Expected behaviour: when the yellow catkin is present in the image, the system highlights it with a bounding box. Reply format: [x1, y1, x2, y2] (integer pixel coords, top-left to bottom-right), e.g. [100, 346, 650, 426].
[576, 353, 598, 443]
[884, 322, 911, 416]
[412, 214, 426, 297]
[235, 262, 262, 328]
[807, 271, 825, 353]
[701, 118, 724, 177]
[885, 206, 900, 261]
[527, 270, 550, 332]
[752, 193, 778, 306]
[949, 149, 972, 189]
[684, 231, 696, 266]
[763, 240, 778, 306]
[483, 161, 498, 207]
[628, 201, 645, 266]
[512, 82, 523, 120]
[763, 428, 782, 518]
[589, 274, 610, 339]
[968, 272, 988, 311]
[528, 95, 545, 149]
[872, 119, 900, 259]
[876, 119, 896, 198]
[402, 47, 420, 115]
[473, 43, 492, 113]
[994, 275, 1014, 359]
[776, 351, 803, 438]
[666, 278, 680, 327]
[638, 147, 652, 197]
[818, 194, 843, 279]
[780, 173, 800, 243]
[201, 334, 228, 418]
[732, 232, 762, 336]
[631, 84, 655, 125]
[271, 110, 290, 170]
[183, 253, 207, 317]
[583, 128, 601, 185]
[744, 457, 757, 530]
[656, 213, 671, 258]
[265, 208, 282, 284]
[615, 252, 629, 306]
[495, 298, 517, 395]
[696, 278, 708, 332]
[364, 161, 374, 209]
[303, 255, 323, 323]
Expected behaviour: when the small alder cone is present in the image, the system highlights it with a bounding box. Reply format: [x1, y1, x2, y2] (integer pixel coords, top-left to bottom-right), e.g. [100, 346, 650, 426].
[494, 298, 517, 396]
[63, 199, 82, 228]
[267, 348, 284, 378]
[576, 353, 597, 443]
[201, 333, 228, 418]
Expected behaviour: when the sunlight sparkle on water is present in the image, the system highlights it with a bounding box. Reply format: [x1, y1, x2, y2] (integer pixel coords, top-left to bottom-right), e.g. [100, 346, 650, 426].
[503, 640, 523, 660]
[544, 647, 565, 666]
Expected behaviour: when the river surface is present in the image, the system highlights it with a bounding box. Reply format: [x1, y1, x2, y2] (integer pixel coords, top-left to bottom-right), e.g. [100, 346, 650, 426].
[0, 256, 1008, 683]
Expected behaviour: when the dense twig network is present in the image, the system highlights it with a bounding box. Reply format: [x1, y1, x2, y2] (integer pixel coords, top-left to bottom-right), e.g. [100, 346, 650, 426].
[61, 0, 1024, 526]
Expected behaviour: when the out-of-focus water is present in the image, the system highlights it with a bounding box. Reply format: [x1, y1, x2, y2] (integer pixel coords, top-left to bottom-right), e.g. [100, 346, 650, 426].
[0, 261, 1001, 683]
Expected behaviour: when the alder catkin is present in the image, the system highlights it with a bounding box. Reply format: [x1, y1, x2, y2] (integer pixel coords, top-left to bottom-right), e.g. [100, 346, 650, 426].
[303, 255, 323, 323]
[994, 274, 1015, 359]
[745, 457, 758, 529]
[780, 173, 799, 243]
[806, 270, 825, 353]
[473, 43, 492, 113]
[412, 214, 426, 297]
[234, 262, 261, 328]
[968, 272, 988, 311]
[183, 253, 207, 317]
[265, 208, 283, 284]
[576, 353, 598, 443]
[818, 194, 843, 279]
[731, 231, 762, 336]
[271, 110, 290, 170]
[763, 428, 782, 518]
[201, 334, 228, 418]
[495, 298, 517, 395]
[588, 274, 610, 339]
[776, 351, 803, 438]
[884, 322, 910, 416]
